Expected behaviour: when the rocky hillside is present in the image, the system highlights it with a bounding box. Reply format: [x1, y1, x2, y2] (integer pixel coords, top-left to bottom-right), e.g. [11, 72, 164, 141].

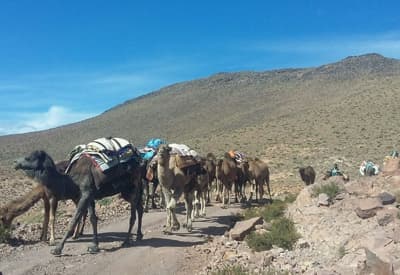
[187, 166, 400, 274]
[1, 53, 400, 204]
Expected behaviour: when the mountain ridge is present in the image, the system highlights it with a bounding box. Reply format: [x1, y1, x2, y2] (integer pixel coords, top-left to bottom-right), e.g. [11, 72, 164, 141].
[1, 53, 399, 188]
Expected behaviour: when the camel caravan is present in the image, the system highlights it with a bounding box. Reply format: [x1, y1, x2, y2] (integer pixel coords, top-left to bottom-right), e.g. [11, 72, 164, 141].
[0, 136, 272, 255]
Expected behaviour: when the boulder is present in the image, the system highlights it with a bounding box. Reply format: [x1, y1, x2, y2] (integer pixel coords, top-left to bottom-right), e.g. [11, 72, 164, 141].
[318, 193, 330, 206]
[378, 192, 396, 205]
[355, 198, 383, 219]
[229, 216, 263, 241]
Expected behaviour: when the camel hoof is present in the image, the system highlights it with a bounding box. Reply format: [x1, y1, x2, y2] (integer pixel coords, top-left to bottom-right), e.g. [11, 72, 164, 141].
[50, 246, 62, 256]
[182, 223, 187, 228]
[163, 229, 172, 235]
[49, 240, 56, 246]
[87, 244, 100, 254]
[136, 233, 143, 241]
[122, 239, 133, 247]
[187, 226, 193, 233]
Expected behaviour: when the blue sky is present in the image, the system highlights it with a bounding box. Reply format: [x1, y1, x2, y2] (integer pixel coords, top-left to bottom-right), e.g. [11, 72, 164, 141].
[1, 0, 400, 136]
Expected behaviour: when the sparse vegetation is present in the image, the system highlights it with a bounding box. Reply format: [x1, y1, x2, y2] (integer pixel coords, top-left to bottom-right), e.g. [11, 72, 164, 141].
[312, 183, 341, 200]
[338, 245, 346, 259]
[0, 224, 11, 243]
[246, 217, 300, 251]
[241, 200, 286, 222]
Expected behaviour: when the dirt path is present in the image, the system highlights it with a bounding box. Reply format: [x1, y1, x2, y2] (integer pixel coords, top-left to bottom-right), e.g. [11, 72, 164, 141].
[1, 203, 241, 275]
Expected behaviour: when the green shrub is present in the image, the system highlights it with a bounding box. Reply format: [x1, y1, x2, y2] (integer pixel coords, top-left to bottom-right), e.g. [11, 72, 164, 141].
[0, 224, 11, 243]
[246, 217, 300, 251]
[212, 265, 248, 275]
[242, 199, 286, 222]
[312, 183, 340, 200]
[246, 230, 273, 252]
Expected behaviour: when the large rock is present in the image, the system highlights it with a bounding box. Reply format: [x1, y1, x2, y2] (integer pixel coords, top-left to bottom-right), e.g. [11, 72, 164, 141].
[229, 216, 263, 241]
[378, 192, 396, 205]
[355, 198, 383, 219]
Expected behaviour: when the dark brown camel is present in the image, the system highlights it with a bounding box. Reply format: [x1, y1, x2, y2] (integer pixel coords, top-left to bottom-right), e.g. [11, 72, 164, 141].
[12, 158, 84, 244]
[247, 158, 271, 202]
[15, 148, 143, 256]
[299, 166, 316, 185]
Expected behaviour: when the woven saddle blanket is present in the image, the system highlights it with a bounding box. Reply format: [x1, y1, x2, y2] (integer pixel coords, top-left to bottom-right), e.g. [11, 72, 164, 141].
[66, 137, 138, 172]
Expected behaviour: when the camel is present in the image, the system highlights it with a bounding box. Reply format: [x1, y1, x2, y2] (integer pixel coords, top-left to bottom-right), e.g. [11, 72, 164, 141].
[299, 166, 316, 185]
[156, 144, 199, 233]
[0, 184, 46, 237]
[247, 158, 271, 202]
[236, 161, 251, 202]
[193, 161, 209, 218]
[214, 159, 224, 202]
[14, 145, 143, 256]
[215, 153, 238, 206]
[11, 158, 84, 245]
[204, 153, 217, 203]
[142, 159, 160, 211]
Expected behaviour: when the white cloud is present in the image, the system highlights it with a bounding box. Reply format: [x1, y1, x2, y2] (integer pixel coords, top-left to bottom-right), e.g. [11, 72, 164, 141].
[0, 106, 97, 136]
[247, 33, 400, 58]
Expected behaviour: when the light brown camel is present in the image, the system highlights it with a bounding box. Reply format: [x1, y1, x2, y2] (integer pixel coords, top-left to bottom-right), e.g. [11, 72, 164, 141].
[247, 158, 271, 202]
[214, 159, 224, 202]
[0, 185, 46, 237]
[215, 153, 238, 206]
[156, 144, 199, 233]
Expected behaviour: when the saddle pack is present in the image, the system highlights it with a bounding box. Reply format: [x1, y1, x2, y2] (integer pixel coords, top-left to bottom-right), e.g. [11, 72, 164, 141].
[66, 137, 140, 173]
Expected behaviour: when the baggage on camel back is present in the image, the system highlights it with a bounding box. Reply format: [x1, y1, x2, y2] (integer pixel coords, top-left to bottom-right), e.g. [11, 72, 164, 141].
[66, 137, 140, 173]
[139, 138, 167, 161]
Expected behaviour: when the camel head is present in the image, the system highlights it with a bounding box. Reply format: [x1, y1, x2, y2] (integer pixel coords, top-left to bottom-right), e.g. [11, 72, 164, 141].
[157, 144, 171, 158]
[14, 150, 56, 179]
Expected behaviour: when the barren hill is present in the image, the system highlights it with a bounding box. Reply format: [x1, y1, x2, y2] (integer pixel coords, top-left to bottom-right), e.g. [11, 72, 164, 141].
[1, 53, 399, 198]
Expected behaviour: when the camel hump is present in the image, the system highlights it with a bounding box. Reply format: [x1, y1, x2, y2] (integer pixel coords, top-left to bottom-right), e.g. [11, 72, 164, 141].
[175, 155, 198, 169]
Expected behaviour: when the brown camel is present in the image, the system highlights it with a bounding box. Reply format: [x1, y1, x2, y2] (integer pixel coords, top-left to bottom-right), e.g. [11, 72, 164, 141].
[247, 158, 271, 202]
[0, 184, 46, 236]
[215, 153, 238, 206]
[156, 144, 199, 233]
[299, 166, 316, 185]
[15, 144, 143, 256]
[193, 160, 209, 218]
[204, 153, 217, 203]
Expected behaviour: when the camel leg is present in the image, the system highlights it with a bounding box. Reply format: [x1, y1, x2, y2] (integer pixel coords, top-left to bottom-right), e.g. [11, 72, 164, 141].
[184, 191, 194, 232]
[136, 193, 144, 241]
[161, 185, 173, 232]
[258, 180, 264, 202]
[143, 179, 150, 212]
[72, 208, 87, 240]
[49, 198, 58, 245]
[150, 180, 157, 209]
[51, 194, 90, 255]
[41, 195, 50, 242]
[86, 200, 99, 253]
[193, 190, 200, 218]
[222, 184, 226, 206]
[170, 189, 182, 231]
[266, 180, 272, 202]
[201, 190, 207, 217]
